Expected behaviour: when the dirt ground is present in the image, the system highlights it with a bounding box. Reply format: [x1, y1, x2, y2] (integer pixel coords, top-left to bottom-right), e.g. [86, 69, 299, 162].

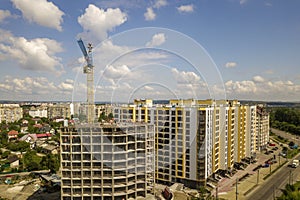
[0, 183, 60, 200]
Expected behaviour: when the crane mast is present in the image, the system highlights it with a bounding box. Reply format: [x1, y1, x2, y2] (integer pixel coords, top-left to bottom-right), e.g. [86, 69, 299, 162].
[77, 39, 95, 124]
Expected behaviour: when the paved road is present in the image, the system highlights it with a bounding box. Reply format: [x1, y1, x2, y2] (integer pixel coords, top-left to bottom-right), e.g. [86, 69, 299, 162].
[246, 154, 300, 200]
[0, 170, 50, 177]
[271, 128, 300, 146]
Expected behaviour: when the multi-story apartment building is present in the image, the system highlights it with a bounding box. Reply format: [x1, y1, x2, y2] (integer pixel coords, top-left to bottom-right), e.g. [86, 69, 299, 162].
[256, 105, 270, 151]
[60, 122, 155, 200]
[48, 104, 71, 119]
[245, 105, 257, 158]
[0, 104, 23, 123]
[114, 100, 230, 188]
[114, 99, 268, 188]
[29, 106, 48, 118]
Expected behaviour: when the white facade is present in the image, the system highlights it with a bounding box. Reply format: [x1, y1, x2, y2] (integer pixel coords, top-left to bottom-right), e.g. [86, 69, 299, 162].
[245, 106, 257, 158]
[113, 99, 268, 188]
[29, 107, 48, 118]
[0, 104, 23, 123]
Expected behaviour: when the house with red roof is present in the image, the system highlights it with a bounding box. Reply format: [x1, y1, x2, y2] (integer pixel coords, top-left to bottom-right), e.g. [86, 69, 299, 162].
[8, 130, 18, 141]
[36, 133, 52, 140]
[33, 124, 43, 129]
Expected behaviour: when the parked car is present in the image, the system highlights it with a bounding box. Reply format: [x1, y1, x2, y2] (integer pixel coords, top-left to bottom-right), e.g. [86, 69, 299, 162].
[263, 163, 270, 168]
[272, 147, 278, 151]
[279, 152, 286, 157]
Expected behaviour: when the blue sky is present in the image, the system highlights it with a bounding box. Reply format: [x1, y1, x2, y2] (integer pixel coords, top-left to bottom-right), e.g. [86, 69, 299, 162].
[0, 0, 299, 102]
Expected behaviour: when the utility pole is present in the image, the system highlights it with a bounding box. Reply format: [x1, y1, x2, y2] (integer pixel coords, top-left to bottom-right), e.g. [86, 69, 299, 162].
[236, 178, 238, 200]
[257, 169, 260, 185]
[269, 163, 272, 174]
[289, 170, 291, 185]
[216, 183, 218, 200]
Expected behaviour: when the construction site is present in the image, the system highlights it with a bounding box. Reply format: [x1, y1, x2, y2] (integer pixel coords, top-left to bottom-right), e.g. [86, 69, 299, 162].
[60, 123, 155, 200]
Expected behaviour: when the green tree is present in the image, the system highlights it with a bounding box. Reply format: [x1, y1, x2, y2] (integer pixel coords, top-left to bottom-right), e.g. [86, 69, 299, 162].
[41, 154, 60, 173]
[27, 161, 39, 171]
[23, 150, 42, 171]
[28, 126, 39, 134]
[7, 141, 30, 152]
[98, 112, 107, 122]
[1, 151, 10, 159]
[270, 107, 300, 135]
[98, 112, 114, 122]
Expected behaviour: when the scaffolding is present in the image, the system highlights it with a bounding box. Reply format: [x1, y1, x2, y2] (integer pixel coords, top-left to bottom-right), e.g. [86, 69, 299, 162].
[60, 123, 155, 200]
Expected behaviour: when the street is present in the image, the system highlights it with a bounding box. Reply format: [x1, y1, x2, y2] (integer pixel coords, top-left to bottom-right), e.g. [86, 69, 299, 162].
[271, 128, 300, 146]
[246, 154, 300, 199]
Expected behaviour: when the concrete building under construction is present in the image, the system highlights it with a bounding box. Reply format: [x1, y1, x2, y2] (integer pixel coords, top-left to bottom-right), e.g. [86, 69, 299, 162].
[60, 122, 155, 200]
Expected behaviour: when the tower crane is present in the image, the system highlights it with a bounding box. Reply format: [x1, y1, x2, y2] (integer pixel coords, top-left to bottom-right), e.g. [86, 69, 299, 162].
[77, 38, 95, 124]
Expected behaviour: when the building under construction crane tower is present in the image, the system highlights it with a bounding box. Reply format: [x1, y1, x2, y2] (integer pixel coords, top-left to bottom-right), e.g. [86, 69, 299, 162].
[77, 39, 95, 124]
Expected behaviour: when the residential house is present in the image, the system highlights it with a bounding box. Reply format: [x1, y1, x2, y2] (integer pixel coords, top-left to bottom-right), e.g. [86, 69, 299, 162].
[36, 133, 52, 140]
[41, 144, 59, 154]
[8, 155, 19, 168]
[20, 124, 28, 134]
[8, 130, 18, 141]
[19, 134, 38, 149]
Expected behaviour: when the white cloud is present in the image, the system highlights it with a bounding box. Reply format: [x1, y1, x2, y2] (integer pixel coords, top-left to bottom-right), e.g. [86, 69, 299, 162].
[225, 78, 300, 101]
[104, 65, 131, 80]
[0, 76, 84, 100]
[225, 62, 237, 68]
[144, 7, 156, 21]
[172, 68, 201, 84]
[78, 4, 127, 42]
[0, 76, 56, 95]
[0, 29, 63, 73]
[252, 75, 264, 83]
[0, 10, 12, 22]
[146, 33, 166, 47]
[113, 51, 169, 67]
[177, 4, 194, 13]
[225, 80, 257, 93]
[144, 85, 154, 91]
[58, 79, 74, 91]
[92, 39, 169, 68]
[11, 0, 64, 31]
[264, 69, 274, 74]
[240, 0, 248, 5]
[265, 2, 272, 7]
[98, 0, 145, 9]
[153, 0, 168, 8]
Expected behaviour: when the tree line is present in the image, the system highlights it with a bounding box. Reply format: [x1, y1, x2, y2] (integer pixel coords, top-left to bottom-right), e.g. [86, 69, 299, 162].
[270, 107, 300, 135]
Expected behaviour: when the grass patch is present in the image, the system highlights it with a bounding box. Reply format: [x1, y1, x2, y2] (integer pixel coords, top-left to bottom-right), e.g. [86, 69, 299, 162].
[277, 181, 300, 200]
[287, 148, 300, 159]
[263, 161, 288, 180]
[271, 134, 289, 144]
